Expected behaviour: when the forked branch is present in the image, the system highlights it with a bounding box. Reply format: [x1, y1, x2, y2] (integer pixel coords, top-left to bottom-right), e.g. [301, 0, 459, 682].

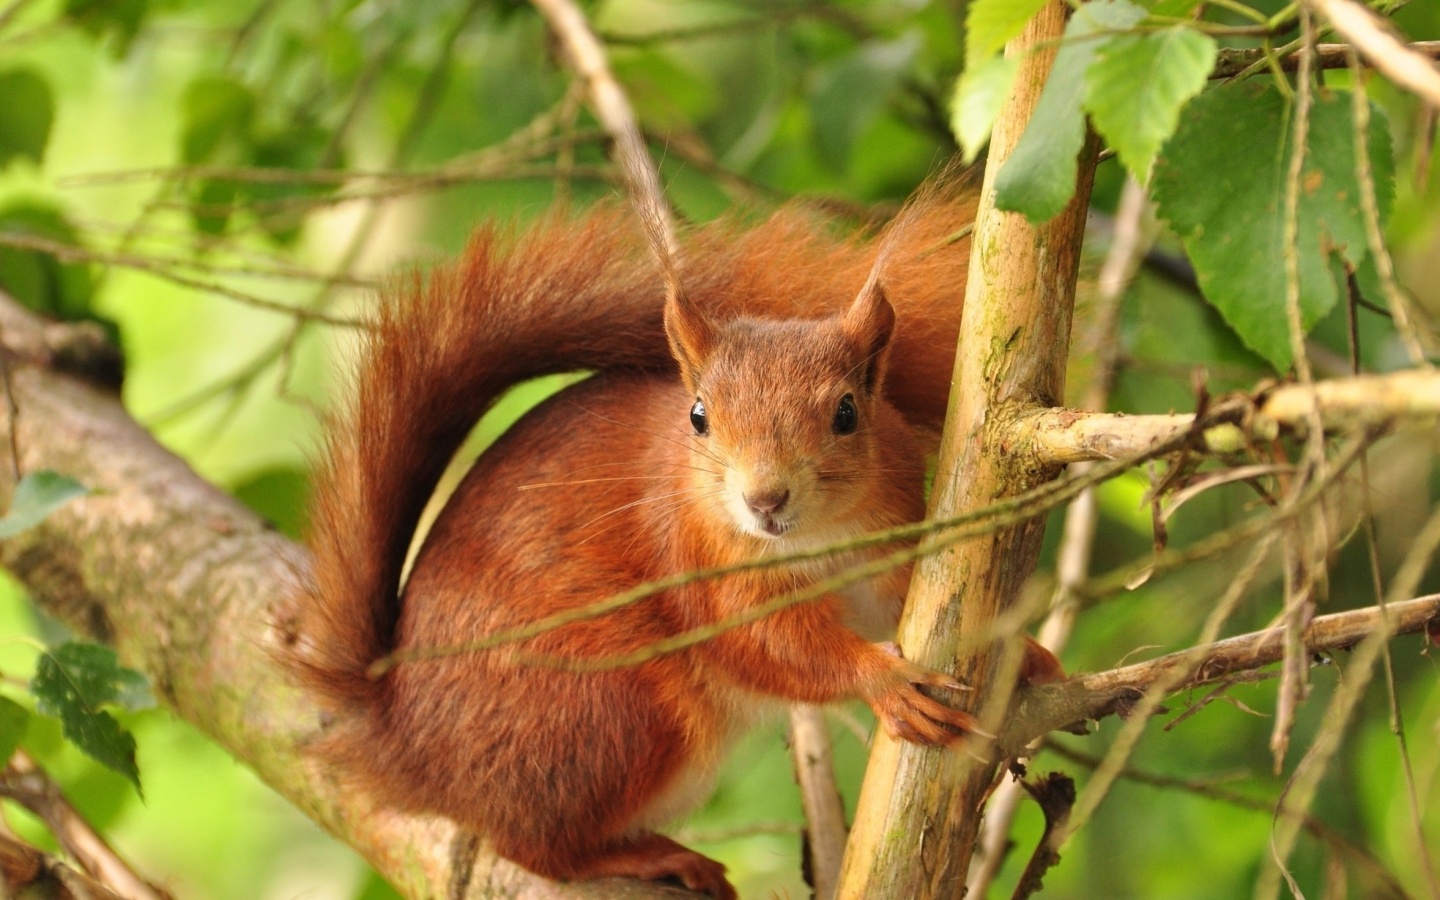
[997, 594, 1440, 753]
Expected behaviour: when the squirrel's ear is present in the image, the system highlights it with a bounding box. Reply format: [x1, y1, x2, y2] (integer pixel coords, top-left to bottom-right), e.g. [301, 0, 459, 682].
[841, 277, 895, 393]
[664, 285, 717, 390]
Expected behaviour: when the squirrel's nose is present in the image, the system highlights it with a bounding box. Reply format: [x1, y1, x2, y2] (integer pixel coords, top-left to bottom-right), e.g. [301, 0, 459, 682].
[744, 488, 790, 515]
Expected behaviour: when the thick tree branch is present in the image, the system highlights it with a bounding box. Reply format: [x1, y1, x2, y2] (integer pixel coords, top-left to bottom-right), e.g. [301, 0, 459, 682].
[838, 3, 1095, 896]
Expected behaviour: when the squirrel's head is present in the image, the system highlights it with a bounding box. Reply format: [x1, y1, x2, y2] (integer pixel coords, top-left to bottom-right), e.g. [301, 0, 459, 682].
[664, 276, 903, 545]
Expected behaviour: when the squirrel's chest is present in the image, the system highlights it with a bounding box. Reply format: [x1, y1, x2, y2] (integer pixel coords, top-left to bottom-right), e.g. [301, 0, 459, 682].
[781, 545, 910, 642]
[838, 574, 904, 641]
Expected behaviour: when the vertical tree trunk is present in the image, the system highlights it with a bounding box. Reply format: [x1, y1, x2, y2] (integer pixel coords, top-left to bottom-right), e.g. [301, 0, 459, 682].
[836, 4, 1097, 896]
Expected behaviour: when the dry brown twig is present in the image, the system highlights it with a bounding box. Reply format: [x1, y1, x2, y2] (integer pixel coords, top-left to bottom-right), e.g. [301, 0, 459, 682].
[0, 830, 127, 900]
[788, 706, 847, 900]
[0, 751, 170, 900]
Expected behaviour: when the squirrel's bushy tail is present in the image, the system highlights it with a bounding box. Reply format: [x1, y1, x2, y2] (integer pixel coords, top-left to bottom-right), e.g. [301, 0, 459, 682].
[300, 206, 675, 708]
[297, 186, 978, 708]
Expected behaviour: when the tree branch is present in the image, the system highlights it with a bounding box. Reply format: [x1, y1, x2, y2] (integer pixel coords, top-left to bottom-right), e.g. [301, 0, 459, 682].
[0, 830, 126, 900]
[1301, 1, 1440, 104]
[0, 751, 170, 900]
[996, 594, 1440, 754]
[1211, 40, 1440, 79]
[788, 705, 846, 900]
[838, 3, 1096, 895]
[1013, 369, 1440, 464]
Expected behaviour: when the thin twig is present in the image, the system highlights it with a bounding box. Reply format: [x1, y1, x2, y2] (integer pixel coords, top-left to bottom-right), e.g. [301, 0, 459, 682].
[789, 705, 846, 900]
[1210, 39, 1440, 78]
[530, 0, 678, 258]
[1272, 3, 1326, 777]
[370, 428, 1213, 675]
[1260, 507, 1440, 899]
[0, 751, 170, 900]
[1058, 533, 1277, 844]
[0, 232, 360, 328]
[1345, 48, 1432, 367]
[1303, 0, 1440, 104]
[1045, 743, 1412, 897]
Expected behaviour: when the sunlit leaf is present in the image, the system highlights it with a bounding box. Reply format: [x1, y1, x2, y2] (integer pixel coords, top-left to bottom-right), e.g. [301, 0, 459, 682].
[1084, 26, 1217, 179]
[965, 0, 1051, 62]
[995, 0, 1147, 222]
[0, 471, 87, 538]
[1152, 81, 1395, 370]
[950, 54, 1018, 163]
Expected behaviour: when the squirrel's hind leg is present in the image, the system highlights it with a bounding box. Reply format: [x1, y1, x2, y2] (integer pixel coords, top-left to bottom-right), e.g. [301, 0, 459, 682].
[575, 833, 734, 900]
[506, 832, 735, 899]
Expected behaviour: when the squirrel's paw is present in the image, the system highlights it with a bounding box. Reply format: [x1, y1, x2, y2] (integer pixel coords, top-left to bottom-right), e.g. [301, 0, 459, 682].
[866, 643, 982, 746]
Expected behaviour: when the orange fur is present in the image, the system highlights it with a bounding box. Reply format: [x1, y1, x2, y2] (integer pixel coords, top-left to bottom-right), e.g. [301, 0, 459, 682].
[295, 184, 1056, 897]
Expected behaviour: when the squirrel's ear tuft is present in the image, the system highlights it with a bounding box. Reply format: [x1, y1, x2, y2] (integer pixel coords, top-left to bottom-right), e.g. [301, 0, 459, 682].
[664, 285, 717, 390]
[841, 277, 895, 392]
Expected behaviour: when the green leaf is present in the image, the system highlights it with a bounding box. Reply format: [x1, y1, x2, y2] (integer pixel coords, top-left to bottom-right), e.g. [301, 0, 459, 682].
[191, 178, 238, 238]
[0, 696, 29, 763]
[32, 643, 149, 791]
[1084, 26, 1217, 179]
[249, 120, 337, 246]
[0, 203, 96, 320]
[181, 76, 255, 165]
[64, 0, 149, 57]
[994, 0, 1148, 223]
[966, 0, 1051, 63]
[232, 467, 310, 539]
[0, 69, 55, 169]
[1152, 81, 1395, 371]
[0, 472, 87, 538]
[950, 54, 1019, 164]
[810, 32, 922, 171]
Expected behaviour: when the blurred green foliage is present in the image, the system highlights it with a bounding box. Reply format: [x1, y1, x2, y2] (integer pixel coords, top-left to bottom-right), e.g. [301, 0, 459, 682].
[0, 0, 1437, 898]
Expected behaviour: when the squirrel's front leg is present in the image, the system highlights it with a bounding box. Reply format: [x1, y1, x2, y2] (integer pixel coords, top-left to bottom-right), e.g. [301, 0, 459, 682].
[710, 596, 979, 746]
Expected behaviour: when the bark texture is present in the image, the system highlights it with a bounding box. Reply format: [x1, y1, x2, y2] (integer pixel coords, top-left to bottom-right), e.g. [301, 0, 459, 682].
[836, 3, 1097, 897]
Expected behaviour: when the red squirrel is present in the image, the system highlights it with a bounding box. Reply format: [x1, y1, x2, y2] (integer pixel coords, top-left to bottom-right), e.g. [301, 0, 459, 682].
[295, 185, 1061, 898]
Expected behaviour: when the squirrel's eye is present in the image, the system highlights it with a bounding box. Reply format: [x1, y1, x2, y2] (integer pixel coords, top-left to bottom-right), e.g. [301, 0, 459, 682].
[690, 398, 708, 436]
[832, 394, 858, 435]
